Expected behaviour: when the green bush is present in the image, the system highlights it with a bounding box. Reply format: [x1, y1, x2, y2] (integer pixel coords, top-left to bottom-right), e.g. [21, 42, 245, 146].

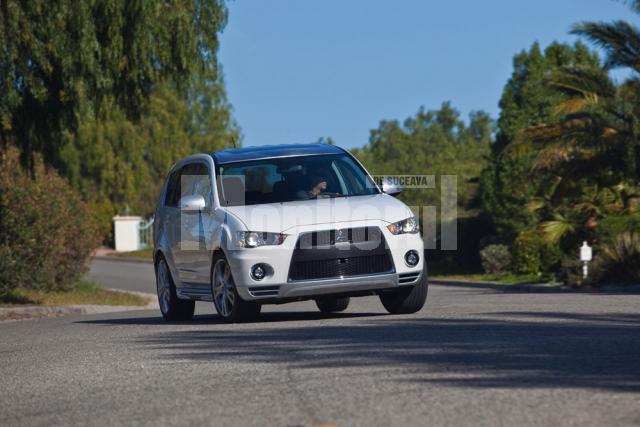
[88, 200, 117, 246]
[0, 147, 100, 295]
[512, 231, 563, 276]
[590, 232, 640, 286]
[595, 214, 640, 245]
[480, 244, 511, 274]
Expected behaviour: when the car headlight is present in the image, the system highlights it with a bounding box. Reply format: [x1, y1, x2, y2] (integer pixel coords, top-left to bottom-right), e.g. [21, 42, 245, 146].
[236, 231, 287, 248]
[387, 217, 420, 235]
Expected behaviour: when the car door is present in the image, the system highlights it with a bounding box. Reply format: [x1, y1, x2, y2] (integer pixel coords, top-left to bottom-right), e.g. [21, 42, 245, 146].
[173, 162, 203, 288]
[172, 161, 221, 294]
[189, 162, 221, 289]
[161, 166, 184, 285]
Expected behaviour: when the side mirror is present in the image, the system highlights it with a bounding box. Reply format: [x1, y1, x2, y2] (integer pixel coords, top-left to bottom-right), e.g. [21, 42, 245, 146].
[179, 194, 206, 212]
[381, 178, 402, 196]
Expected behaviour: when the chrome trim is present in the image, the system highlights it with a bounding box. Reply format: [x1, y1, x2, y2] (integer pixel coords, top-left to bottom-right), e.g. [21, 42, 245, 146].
[287, 270, 394, 284]
[234, 268, 424, 301]
[278, 272, 399, 298]
[398, 271, 421, 284]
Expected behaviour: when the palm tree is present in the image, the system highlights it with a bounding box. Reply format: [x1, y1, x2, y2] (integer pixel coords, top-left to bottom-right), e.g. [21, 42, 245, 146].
[572, 1, 640, 73]
[507, 1, 640, 244]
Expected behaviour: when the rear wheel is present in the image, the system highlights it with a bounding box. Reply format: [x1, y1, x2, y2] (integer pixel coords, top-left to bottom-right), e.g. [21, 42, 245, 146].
[156, 256, 195, 321]
[380, 272, 428, 314]
[211, 253, 261, 322]
[315, 296, 350, 313]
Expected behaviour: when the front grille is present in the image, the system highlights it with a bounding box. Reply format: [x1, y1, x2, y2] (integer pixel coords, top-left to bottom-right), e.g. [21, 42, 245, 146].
[289, 254, 393, 281]
[288, 226, 394, 281]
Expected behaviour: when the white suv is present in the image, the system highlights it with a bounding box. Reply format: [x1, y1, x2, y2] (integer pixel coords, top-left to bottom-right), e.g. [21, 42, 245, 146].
[154, 144, 427, 322]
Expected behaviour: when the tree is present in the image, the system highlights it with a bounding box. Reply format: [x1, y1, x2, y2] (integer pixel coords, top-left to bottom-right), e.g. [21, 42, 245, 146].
[506, 2, 640, 247]
[0, 0, 230, 168]
[353, 102, 492, 216]
[60, 83, 238, 241]
[0, 1, 239, 242]
[479, 41, 601, 241]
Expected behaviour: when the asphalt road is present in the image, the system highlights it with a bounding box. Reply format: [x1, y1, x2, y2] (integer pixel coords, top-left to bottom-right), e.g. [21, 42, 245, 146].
[1, 260, 639, 427]
[88, 258, 156, 293]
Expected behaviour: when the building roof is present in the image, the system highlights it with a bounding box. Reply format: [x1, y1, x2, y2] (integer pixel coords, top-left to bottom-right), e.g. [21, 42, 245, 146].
[211, 143, 345, 165]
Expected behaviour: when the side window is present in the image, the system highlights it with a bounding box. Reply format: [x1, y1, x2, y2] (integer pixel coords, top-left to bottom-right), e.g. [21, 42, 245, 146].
[164, 168, 182, 207]
[180, 163, 200, 201]
[164, 163, 206, 208]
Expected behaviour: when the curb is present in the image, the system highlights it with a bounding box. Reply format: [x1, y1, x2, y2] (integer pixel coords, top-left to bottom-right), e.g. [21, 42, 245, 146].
[430, 279, 571, 293]
[430, 279, 640, 294]
[92, 255, 153, 265]
[0, 290, 158, 323]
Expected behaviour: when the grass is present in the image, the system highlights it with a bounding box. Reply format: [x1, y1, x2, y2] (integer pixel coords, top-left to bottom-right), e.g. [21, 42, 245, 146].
[430, 272, 554, 285]
[109, 248, 153, 261]
[0, 280, 150, 306]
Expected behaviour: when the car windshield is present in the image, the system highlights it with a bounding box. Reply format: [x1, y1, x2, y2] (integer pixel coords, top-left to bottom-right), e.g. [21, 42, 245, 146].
[216, 153, 379, 206]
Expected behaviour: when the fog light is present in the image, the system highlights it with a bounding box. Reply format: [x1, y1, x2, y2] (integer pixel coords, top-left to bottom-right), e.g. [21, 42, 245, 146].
[251, 264, 266, 280]
[405, 250, 419, 267]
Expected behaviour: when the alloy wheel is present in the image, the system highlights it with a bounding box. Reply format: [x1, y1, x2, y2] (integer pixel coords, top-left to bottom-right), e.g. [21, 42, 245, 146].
[212, 259, 236, 317]
[156, 259, 172, 314]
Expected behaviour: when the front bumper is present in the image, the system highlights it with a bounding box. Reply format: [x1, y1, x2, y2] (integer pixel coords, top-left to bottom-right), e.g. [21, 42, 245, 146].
[226, 221, 424, 302]
[236, 270, 423, 301]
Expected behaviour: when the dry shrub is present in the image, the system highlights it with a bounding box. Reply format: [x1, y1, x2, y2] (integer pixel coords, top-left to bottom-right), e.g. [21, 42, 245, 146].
[0, 146, 100, 294]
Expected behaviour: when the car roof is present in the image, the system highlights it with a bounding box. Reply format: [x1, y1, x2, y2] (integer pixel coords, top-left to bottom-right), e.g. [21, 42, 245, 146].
[211, 143, 345, 165]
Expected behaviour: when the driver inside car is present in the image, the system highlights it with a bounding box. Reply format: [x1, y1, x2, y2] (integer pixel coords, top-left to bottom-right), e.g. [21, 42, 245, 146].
[297, 174, 337, 199]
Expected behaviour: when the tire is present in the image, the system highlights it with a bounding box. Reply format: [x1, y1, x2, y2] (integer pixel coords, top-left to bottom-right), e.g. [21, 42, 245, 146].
[315, 296, 350, 313]
[380, 272, 428, 314]
[211, 252, 261, 322]
[155, 256, 195, 321]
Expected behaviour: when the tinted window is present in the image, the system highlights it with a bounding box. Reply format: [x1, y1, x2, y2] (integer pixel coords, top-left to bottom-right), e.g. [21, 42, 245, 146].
[216, 154, 378, 206]
[164, 163, 212, 208]
[164, 169, 182, 207]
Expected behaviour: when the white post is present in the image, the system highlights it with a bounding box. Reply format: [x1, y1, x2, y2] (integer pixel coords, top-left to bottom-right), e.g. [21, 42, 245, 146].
[113, 215, 142, 252]
[580, 241, 592, 279]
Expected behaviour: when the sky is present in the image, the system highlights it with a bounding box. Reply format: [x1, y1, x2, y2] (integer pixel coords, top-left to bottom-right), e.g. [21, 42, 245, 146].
[219, 0, 637, 149]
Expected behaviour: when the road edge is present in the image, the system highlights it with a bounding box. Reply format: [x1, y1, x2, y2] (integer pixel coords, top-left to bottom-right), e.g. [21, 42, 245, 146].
[0, 289, 158, 323]
[92, 255, 153, 265]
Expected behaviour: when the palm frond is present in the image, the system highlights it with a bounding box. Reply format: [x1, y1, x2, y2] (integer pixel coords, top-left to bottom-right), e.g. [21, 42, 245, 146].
[571, 21, 640, 72]
[540, 215, 575, 244]
[530, 141, 575, 172]
[527, 197, 547, 213]
[623, 0, 640, 14]
[553, 97, 598, 115]
[549, 66, 617, 99]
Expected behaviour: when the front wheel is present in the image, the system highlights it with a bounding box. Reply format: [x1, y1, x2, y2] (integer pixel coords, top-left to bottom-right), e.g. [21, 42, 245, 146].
[380, 273, 428, 314]
[156, 256, 195, 321]
[211, 253, 261, 322]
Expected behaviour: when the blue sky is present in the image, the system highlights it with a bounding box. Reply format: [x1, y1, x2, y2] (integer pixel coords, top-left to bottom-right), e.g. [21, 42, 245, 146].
[219, 0, 636, 149]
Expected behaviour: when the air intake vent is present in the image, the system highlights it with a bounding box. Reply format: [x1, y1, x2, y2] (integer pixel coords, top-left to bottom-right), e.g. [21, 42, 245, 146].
[248, 286, 280, 297]
[289, 254, 393, 281]
[398, 272, 421, 284]
[288, 227, 395, 281]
